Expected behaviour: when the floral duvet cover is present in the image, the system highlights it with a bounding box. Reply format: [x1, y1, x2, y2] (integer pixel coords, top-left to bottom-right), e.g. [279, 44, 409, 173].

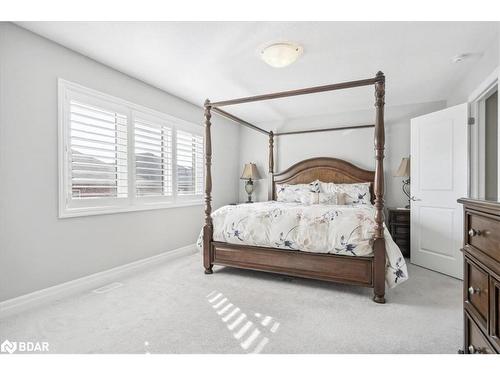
[197, 201, 408, 288]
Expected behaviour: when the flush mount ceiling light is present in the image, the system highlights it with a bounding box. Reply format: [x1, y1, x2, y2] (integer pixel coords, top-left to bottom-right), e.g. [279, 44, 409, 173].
[260, 42, 303, 68]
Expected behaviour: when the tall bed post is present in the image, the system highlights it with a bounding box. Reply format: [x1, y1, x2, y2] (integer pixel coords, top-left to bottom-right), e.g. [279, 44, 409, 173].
[373, 71, 386, 303]
[203, 99, 214, 274]
[268, 131, 274, 200]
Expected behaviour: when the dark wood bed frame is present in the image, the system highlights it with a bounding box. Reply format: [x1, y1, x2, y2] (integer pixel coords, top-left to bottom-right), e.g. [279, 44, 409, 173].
[202, 72, 387, 303]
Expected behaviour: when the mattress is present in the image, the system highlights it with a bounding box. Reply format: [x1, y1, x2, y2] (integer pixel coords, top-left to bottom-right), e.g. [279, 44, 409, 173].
[197, 201, 408, 288]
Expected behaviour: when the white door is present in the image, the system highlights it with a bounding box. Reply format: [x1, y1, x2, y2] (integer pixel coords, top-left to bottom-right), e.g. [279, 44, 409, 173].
[410, 103, 468, 279]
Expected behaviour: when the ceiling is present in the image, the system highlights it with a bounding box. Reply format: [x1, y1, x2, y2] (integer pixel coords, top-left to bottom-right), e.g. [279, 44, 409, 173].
[18, 21, 499, 126]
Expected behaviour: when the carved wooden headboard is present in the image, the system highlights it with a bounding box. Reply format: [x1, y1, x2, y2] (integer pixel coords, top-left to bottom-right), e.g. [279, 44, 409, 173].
[270, 157, 375, 202]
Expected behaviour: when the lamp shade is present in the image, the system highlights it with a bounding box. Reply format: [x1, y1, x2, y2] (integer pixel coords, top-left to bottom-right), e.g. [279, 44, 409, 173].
[240, 163, 262, 180]
[394, 157, 410, 177]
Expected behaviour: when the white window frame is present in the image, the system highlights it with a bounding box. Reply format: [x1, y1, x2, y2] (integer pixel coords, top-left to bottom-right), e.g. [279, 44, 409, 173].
[132, 109, 175, 206]
[175, 121, 205, 201]
[58, 79, 204, 218]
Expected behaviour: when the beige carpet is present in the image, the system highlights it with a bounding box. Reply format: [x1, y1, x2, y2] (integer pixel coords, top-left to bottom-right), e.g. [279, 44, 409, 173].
[0, 252, 462, 354]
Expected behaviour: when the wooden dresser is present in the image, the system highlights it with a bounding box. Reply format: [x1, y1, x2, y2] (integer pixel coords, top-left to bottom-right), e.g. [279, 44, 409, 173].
[458, 198, 500, 354]
[387, 208, 410, 258]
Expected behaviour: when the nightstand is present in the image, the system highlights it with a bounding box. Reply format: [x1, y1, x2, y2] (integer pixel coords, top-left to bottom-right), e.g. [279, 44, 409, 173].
[387, 207, 410, 258]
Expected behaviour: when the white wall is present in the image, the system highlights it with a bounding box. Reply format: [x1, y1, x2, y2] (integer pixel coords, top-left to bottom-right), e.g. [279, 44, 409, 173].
[0, 23, 240, 301]
[239, 101, 446, 208]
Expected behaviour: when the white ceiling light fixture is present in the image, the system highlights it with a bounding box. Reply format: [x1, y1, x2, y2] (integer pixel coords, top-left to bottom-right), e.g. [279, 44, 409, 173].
[260, 42, 303, 68]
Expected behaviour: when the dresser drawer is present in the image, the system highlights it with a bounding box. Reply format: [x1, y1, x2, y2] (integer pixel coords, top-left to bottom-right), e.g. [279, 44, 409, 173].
[464, 258, 489, 329]
[465, 312, 496, 354]
[490, 278, 500, 352]
[467, 212, 500, 263]
[459, 199, 500, 355]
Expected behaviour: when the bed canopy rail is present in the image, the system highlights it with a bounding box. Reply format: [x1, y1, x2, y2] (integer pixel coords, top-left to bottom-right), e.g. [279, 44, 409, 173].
[208, 76, 379, 107]
[274, 124, 374, 136]
[212, 105, 375, 137]
[203, 71, 386, 303]
[211, 107, 269, 135]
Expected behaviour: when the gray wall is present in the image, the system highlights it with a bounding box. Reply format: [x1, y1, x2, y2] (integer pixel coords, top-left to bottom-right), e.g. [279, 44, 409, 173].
[239, 101, 446, 208]
[0, 23, 240, 301]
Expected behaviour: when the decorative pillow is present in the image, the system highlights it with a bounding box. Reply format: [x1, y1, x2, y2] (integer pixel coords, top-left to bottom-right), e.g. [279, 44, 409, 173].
[276, 180, 321, 203]
[335, 192, 348, 205]
[318, 192, 339, 205]
[308, 180, 321, 193]
[298, 192, 341, 205]
[319, 182, 371, 205]
[299, 192, 319, 205]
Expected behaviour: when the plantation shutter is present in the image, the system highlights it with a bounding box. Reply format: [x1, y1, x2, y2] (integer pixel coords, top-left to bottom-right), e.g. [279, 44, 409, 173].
[134, 117, 173, 197]
[176, 130, 204, 195]
[69, 100, 128, 199]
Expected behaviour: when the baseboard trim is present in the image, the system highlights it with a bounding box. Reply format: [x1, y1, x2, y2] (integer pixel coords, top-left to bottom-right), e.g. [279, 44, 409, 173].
[0, 244, 197, 319]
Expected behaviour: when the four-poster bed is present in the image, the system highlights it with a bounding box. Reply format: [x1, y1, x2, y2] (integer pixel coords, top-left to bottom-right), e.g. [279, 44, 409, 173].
[202, 72, 389, 303]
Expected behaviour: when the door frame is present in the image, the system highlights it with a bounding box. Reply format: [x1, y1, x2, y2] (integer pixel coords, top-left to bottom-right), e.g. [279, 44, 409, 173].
[468, 67, 499, 199]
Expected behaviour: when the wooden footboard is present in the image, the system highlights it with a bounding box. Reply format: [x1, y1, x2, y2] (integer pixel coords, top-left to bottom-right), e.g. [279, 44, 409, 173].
[212, 241, 374, 287]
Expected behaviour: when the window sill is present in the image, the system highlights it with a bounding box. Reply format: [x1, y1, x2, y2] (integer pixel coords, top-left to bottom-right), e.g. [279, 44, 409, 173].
[59, 200, 203, 219]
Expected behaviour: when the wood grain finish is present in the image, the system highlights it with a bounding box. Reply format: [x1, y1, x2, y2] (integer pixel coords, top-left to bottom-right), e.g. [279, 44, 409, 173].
[213, 242, 373, 286]
[208, 77, 378, 107]
[465, 311, 496, 354]
[372, 72, 386, 304]
[271, 157, 375, 202]
[274, 124, 374, 136]
[212, 107, 269, 135]
[268, 131, 274, 174]
[268, 131, 275, 201]
[459, 198, 500, 354]
[465, 257, 489, 327]
[373, 71, 386, 240]
[467, 212, 500, 264]
[490, 278, 500, 351]
[203, 100, 214, 274]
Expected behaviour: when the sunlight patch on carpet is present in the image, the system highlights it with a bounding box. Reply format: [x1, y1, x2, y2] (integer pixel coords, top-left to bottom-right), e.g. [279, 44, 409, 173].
[206, 290, 280, 354]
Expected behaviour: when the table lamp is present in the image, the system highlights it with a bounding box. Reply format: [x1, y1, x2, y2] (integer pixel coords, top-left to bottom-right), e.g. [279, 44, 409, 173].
[240, 163, 262, 203]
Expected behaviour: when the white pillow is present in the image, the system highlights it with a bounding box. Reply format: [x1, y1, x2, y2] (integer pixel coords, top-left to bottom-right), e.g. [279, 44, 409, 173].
[298, 192, 342, 205]
[320, 182, 371, 205]
[276, 180, 321, 203]
[318, 192, 339, 205]
[299, 192, 319, 205]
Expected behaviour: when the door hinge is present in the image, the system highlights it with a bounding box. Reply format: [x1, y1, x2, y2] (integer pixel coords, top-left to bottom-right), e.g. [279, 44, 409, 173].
[468, 117, 475, 125]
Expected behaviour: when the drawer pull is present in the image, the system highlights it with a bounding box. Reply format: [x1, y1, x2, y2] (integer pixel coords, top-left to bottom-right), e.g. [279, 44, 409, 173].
[468, 228, 482, 237]
[468, 345, 486, 354]
[468, 286, 481, 295]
